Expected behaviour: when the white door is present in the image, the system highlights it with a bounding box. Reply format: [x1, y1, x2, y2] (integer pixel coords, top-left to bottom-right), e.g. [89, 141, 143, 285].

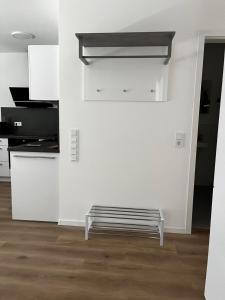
[205, 53, 225, 299]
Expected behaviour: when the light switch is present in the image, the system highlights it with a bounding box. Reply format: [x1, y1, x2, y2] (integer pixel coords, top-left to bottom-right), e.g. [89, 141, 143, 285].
[70, 129, 79, 161]
[175, 132, 185, 148]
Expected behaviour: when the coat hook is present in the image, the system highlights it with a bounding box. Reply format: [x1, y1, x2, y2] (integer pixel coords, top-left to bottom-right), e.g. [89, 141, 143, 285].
[123, 89, 128, 93]
[150, 89, 156, 93]
[96, 89, 101, 92]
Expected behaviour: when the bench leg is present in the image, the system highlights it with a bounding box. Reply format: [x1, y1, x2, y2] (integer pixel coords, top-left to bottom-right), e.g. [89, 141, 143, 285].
[160, 219, 164, 247]
[85, 214, 89, 240]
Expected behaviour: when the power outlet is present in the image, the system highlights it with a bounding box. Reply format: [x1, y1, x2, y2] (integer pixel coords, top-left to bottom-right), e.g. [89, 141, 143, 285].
[175, 132, 185, 148]
[14, 122, 22, 127]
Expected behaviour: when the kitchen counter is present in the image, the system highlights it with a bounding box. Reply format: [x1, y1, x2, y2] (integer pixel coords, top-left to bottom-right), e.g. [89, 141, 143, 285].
[8, 140, 59, 153]
[0, 134, 57, 139]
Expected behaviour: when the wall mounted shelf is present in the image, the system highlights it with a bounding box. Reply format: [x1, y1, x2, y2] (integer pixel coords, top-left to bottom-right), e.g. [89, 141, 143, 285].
[75, 32, 175, 65]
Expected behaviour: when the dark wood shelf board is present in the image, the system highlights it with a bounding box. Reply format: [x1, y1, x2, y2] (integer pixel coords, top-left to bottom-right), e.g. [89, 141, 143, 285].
[83, 55, 168, 59]
[76, 32, 175, 47]
[76, 31, 175, 65]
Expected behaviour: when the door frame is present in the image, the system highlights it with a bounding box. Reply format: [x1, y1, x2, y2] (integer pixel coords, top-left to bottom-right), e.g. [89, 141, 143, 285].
[186, 31, 225, 234]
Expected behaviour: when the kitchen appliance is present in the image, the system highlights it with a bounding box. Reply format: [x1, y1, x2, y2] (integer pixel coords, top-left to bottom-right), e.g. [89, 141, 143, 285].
[9, 87, 54, 108]
[1, 107, 59, 139]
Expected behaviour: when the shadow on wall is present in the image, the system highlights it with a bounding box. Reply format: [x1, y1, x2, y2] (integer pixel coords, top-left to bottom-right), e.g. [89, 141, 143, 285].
[115, 0, 225, 104]
[114, 0, 225, 62]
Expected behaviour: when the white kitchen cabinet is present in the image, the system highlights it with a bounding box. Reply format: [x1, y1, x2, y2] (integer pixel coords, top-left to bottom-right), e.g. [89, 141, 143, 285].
[0, 162, 10, 177]
[10, 152, 58, 222]
[0, 139, 10, 179]
[28, 45, 59, 101]
[0, 145, 9, 161]
[0, 138, 8, 146]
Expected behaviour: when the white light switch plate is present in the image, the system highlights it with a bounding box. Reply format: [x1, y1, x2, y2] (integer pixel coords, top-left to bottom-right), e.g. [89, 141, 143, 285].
[70, 129, 79, 161]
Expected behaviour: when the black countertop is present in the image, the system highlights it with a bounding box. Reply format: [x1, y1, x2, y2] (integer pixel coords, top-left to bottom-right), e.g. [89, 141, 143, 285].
[0, 134, 57, 140]
[8, 140, 59, 153]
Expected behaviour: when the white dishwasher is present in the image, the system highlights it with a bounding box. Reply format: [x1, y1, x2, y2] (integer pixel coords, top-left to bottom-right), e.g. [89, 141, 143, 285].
[10, 151, 58, 222]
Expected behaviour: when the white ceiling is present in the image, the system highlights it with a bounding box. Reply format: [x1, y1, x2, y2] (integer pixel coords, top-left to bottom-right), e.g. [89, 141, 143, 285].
[0, 0, 58, 52]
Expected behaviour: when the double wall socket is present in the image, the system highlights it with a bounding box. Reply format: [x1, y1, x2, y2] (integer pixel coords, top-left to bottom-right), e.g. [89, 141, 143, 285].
[175, 132, 185, 148]
[14, 122, 22, 127]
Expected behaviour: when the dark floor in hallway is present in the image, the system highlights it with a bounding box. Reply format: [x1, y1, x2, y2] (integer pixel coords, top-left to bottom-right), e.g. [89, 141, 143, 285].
[192, 185, 213, 229]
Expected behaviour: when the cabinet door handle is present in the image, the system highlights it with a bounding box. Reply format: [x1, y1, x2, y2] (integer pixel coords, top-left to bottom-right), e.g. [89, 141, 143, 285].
[0, 163, 3, 166]
[13, 155, 56, 159]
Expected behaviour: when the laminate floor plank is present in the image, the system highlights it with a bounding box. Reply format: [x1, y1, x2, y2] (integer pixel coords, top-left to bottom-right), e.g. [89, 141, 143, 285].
[0, 182, 208, 300]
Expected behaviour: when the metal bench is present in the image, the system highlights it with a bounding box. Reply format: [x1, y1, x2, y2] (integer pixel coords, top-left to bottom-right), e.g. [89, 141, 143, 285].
[85, 205, 165, 246]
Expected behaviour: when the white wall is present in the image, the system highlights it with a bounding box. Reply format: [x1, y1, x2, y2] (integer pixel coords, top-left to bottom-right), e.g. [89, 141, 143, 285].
[0, 52, 28, 112]
[59, 0, 225, 232]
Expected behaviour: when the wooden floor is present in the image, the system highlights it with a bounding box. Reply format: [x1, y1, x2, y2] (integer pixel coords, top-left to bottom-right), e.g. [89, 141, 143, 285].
[0, 182, 209, 300]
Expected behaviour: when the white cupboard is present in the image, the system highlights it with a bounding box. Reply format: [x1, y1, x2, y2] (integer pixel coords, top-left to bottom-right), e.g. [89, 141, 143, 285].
[28, 45, 59, 101]
[10, 152, 58, 222]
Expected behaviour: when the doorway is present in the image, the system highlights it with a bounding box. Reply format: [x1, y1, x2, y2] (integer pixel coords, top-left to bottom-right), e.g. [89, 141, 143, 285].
[192, 42, 225, 229]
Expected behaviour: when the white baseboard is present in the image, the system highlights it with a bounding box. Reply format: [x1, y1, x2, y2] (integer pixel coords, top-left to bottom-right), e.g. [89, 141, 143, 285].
[58, 219, 187, 234]
[164, 226, 187, 234]
[58, 219, 85, 227]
